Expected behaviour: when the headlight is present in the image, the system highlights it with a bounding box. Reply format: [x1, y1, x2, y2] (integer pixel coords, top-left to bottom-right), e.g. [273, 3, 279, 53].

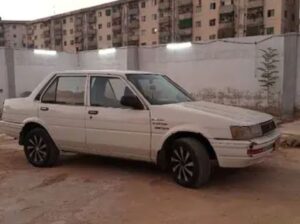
[230, 125, 262, 140]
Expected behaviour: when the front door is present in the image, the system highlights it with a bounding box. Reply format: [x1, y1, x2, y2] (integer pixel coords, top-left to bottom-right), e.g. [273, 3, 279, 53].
[38, 75, 87, 152]
[86, 75, 151, 161]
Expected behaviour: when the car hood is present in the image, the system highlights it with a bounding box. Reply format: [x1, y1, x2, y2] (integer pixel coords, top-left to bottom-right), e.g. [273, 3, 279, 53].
[176, 101, 273, 125]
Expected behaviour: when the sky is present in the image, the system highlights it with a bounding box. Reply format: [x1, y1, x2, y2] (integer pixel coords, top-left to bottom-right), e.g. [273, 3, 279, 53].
[0, 0, 117, 21]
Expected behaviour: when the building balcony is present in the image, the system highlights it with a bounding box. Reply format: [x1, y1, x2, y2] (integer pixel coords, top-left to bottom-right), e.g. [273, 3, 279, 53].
[128, 20, 139, 29]
[113, 35, 122, 43]
[160, 30, 171, 37]
[87, 29, 96, 35]
[112, 24, 121, 30]
[178, 0, 192, 7]
[88, 16, 96, 23]
[159, 16, 171, 24]
[247, 0, 264, 8]
[75, 30, 82, 37]
[219, 21, 234, 29]
[159, 2, 171, 10]
[220, 5, 234, 14]
[247, 17, 264, 26]
[178, 28, 192, 36]
[218, 27, 235, 39]
[128, 34, 139, 41]
[128, 8, 138, 15]
[112, 11, 121, 18]
[178, 12, 192, 20]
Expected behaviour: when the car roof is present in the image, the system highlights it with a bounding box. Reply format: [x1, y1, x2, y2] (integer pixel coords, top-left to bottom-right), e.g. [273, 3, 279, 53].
[54, 70, 160, 77]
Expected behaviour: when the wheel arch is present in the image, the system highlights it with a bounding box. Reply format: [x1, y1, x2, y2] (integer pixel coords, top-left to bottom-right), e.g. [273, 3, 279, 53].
[157, 131, 217, 170]
[19, 119, 48, 145]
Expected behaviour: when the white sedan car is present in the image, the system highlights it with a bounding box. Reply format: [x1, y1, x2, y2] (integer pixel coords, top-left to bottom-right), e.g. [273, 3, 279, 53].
[0, 70, 280, 188]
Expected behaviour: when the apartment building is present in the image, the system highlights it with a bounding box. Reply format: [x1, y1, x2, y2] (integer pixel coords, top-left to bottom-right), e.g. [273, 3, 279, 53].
[0, 20, 28, 48]
[0, 0, 299, 52]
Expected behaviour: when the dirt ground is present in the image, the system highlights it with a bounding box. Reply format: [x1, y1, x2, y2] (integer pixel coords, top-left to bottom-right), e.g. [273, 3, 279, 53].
[0, 136, 299, 224]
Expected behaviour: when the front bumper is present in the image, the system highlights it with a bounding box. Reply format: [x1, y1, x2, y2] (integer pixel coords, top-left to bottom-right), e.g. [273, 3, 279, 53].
[0, 120, 22, 138]
[211, 129, 280, 168]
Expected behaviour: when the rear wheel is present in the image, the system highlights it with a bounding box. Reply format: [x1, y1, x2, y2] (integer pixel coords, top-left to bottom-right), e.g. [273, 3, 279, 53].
[170, 138, 211, 188]
[24, 128, 59, 167]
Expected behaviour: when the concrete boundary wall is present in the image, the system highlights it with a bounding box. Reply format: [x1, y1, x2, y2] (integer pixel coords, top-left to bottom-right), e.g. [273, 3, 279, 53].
[1, 34, 300, 117]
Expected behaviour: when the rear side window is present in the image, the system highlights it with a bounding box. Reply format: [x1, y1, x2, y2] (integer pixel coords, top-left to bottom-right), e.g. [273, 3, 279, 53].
[42, 76, 86, 105]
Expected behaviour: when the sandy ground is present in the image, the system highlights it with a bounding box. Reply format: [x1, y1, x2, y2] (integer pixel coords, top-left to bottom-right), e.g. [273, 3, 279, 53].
[0, 136, 300, 224]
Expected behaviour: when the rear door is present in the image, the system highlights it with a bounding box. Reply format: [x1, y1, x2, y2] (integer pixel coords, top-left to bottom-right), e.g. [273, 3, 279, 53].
[38, 74, 87, 152]
[85, 75, 151, 161]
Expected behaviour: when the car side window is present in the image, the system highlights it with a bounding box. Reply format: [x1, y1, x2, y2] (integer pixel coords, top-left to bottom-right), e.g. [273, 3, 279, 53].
[90, 77, 134, 108]
[41, 76, 86, 106]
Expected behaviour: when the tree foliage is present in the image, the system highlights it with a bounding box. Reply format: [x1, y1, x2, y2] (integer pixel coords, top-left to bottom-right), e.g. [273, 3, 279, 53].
[257, 48, 279, 106]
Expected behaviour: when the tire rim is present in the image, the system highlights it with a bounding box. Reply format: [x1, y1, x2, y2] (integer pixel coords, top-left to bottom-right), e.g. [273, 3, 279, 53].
[171, 146, 195, 182]
[27, 135, 47, 163]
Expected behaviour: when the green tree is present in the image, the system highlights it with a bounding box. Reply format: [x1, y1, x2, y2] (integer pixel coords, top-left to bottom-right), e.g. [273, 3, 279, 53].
[257, 48, 279, 106]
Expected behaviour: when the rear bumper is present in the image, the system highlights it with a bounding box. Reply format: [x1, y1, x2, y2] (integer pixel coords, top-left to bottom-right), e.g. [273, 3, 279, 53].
[0, 120, 22, 138]
[211, 130, 280, 168]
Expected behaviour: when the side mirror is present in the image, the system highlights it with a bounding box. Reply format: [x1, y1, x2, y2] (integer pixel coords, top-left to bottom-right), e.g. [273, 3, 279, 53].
[121, 95, 144, 110]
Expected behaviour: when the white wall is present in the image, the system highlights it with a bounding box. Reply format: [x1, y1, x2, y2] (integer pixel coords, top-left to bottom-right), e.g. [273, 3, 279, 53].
[139, 36, 285, 111]
[0, 48, 8, 105]
[78, 47, 129, 70]
[295, 35, 300, 110]
[13, 49, 77, 96]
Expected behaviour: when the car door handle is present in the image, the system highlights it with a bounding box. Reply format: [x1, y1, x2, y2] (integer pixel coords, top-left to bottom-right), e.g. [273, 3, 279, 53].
[40, 107, 49, 111]
[88, 110, 98, 115]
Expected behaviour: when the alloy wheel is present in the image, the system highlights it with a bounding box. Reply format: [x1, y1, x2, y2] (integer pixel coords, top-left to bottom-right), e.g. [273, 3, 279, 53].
[26, 135, 48, 164]
[171, 146, 195, 183]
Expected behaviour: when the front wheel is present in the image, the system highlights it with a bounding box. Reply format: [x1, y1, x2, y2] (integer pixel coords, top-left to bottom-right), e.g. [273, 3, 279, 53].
[24, 128, 59, 167]
[170, 138, 211, 188]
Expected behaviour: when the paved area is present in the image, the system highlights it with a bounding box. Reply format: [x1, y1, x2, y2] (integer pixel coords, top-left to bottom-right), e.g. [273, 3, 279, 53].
[0, 137, 300, 224]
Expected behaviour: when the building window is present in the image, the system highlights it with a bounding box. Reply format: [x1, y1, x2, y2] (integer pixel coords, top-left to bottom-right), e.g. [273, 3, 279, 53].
[209, 19, 216, 26]
[13, 34, 17, 38]
[13, 25, 16, 29]
[99, 36, 102, 41]
[63, 19, 66, 24]
[141, 29, 146, 35]
[141, 1, 146, 8]
[64, 41, 67, 46]
[209, 34, 216, 40]
[107, 22, 111, 28]
[291, 14, 295, 21]
[70, 17, 73, 23]
[34, 35, 37, 40]
[142, 16, 146, 22]
[196, 21, 201, 27]
[63, 30, 67, 35]
[152, 41, 157, 45]
[70, 40, 74, 45]
[210, 2, 216, 10]
[267, 9, 275, 17]
[106, 9, 111, 16]
[152, 0, 157, 6]
[98, 11, 102, 17]
[266, 27, 274, 34]
[195, 36, 201, 41]
[284, 10, 288, 18]
[70, 29, 74, 34]
[141, 42, 147, 46]
[107, 35, 111, 40]
[98, 24, 102, 29]
[152, 14, 157, 20]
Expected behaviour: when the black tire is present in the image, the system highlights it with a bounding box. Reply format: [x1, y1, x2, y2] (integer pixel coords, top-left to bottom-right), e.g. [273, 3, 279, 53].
[170, 137, 211, 188]
[23, 128, 59, 167]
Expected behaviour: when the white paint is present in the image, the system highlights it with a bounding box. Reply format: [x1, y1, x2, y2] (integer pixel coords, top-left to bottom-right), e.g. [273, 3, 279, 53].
[166, 42, 192, 50]
[34, 49, 57, 56]
[98, 48, 116, 55]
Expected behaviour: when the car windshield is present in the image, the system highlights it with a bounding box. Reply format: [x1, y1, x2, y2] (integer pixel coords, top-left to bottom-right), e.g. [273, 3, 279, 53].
[126, 73, 194, 105]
